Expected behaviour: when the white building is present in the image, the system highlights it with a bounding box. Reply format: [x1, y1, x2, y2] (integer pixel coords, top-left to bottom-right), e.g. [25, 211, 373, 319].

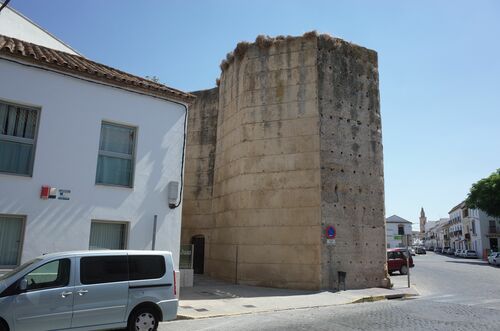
[462, 207, 500, 258]
[0, 33, 194, 269]
[0, 3, 79, 54]
[386, 215, 413, 248]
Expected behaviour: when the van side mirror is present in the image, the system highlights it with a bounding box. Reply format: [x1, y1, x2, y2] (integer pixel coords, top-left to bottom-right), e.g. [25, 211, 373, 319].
[19, 278, 28, 291]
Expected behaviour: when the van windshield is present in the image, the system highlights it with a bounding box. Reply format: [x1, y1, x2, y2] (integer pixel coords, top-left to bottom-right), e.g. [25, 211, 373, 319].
[0, 258, 41, 281]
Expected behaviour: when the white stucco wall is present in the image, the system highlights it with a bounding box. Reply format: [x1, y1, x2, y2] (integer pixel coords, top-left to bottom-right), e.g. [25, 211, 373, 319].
[0, 6, 79, 55]
[0, 58, 186, 268]
[386, 223, 412, 248]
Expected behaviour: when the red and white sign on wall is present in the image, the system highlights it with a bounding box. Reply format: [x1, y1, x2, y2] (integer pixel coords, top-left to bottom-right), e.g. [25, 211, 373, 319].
[40, 186, 57, 199]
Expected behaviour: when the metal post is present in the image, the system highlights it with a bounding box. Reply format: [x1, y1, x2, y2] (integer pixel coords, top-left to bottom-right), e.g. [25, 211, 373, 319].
[234, 245, 239, 284]
[406, 234, 410, 288]
[152, 215, 157, 250]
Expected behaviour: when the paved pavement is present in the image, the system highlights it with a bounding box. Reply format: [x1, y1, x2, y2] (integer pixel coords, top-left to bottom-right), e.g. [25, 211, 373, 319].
[175, 273, 417, 320]
[159, 251, 500, 330]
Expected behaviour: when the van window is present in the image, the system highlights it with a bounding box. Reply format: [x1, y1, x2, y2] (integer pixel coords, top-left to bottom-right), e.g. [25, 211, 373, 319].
[25, 259, 70, 291]
[129, 255, 165, 280]
[80, 256, 128, 285]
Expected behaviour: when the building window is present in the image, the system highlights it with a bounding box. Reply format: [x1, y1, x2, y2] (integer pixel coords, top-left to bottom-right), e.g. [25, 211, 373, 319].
[489, 220, 497, 234]
[0, 215, 25, 267]
[0, 101, 39, 176]
[472, 220, 476, 235]
[398, 225, 405, 235]
[96, 122, 136, 187]
[89, 221, 127, 250]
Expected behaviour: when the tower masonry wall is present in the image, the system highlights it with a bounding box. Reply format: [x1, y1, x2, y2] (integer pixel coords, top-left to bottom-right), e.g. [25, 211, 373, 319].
[208, 36, 322, 289]
[317, 35, 388, 289]
[181, 33, 388, 290]
[181, 88, 219, 251]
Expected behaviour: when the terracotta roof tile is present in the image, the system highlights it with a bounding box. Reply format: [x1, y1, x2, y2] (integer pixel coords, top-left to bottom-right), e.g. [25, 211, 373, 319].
[0, 34, 195, 103]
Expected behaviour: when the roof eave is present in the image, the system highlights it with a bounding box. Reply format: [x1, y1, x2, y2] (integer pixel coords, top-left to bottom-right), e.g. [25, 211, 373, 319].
[0, 51, 196, 105]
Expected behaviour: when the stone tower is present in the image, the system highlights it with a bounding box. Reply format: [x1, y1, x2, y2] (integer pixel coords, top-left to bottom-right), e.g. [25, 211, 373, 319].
[182, 32, 388, 290]
[420, 207, 427, 233]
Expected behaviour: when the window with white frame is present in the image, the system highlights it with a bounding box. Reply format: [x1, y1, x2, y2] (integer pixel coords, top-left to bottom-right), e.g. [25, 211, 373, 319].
[0, 101, 39, 176]
[95, 122, 136, 187]
[89, 221, 128, 250]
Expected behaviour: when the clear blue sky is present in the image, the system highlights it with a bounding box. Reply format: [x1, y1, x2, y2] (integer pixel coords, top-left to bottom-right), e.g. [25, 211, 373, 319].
[9, 0, 500, 228]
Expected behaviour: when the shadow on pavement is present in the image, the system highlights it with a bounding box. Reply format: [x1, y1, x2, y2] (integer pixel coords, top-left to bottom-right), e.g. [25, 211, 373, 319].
[180, 274, 318, 301]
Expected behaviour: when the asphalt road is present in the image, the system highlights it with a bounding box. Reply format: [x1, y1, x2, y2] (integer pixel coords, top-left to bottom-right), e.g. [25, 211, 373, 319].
[160, 252, 500, 330]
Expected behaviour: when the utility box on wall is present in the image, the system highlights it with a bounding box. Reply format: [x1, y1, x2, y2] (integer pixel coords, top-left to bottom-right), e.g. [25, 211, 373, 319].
[168, 181, 179, 208]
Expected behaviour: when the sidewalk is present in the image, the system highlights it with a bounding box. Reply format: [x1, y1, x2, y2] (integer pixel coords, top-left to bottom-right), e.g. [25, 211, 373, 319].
[177, 274, 418, 319]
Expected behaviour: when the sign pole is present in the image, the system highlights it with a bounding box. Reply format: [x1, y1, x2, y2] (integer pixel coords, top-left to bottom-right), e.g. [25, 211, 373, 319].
[152, 215, 157, 250]
[406, 234, 410, 288]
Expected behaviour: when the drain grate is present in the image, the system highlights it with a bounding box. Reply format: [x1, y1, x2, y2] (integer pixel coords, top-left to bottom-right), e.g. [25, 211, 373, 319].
[195, 308, 209, 312]
[243, 304, 256, 308]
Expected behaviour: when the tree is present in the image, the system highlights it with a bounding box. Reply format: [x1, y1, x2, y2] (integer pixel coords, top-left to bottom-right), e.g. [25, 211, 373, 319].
[465, 169, 500, 218]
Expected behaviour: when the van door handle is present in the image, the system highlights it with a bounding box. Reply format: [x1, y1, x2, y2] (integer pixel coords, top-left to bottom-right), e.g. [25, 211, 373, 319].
[77, 289, 88, 296]
[61, 291, 72, 298]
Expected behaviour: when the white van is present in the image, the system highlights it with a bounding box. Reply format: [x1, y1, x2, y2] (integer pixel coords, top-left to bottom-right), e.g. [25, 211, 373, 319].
[0, 250, 178, 331]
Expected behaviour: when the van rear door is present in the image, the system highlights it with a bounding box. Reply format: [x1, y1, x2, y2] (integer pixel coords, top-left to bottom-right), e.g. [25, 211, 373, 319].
[71, 254, 129, 328]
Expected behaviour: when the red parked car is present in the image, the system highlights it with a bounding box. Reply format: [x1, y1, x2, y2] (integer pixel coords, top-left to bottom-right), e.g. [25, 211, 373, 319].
[387, 248, 414, 275]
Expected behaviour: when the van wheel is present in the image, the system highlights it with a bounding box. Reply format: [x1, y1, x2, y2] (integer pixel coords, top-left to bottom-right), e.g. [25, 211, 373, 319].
[128, 307, 159, 331]
[0, 320, 9, 331]
[400, 265, 408, 275]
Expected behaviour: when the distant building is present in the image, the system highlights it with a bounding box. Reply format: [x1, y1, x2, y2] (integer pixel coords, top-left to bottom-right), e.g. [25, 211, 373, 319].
[386, 215, 413, 248]
[419, 207, 427, 234]
[453, 202, 500, 258]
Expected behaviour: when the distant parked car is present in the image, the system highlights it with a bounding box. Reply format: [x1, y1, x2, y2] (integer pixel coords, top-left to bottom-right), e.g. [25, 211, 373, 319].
[387, 248, 414, 275]
[427, 247, 434, 251]
[409, 247, 416, 256]
[488, 252, 500, 266]
[454, 249, 462, 257]
[440, 247, 450, 254]
[416, 247, 426, 254]
[446, 248, 455, 255]
[464, 250, 478, 258]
